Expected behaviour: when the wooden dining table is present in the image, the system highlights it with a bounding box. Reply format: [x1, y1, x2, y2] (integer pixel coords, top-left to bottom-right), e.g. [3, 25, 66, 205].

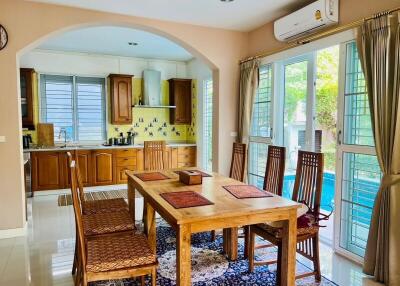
[127, 167, 300, 286]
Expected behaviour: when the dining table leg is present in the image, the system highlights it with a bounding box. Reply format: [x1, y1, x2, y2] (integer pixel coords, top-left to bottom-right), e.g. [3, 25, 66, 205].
[127, 180, 135, 221]
[144, 199, 157, 254]
[280, 209, 297, 286]
[222, 227, 238, 260]
[177, 224, 191, 286]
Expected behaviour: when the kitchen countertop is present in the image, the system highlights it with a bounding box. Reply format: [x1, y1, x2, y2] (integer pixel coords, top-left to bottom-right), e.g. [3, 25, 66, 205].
[24, 142, 196, 152]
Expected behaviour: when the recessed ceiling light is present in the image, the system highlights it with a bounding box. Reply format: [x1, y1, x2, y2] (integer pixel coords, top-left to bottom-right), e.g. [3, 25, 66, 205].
[220, 0, 234, 2]
[128, 42, 138, 46]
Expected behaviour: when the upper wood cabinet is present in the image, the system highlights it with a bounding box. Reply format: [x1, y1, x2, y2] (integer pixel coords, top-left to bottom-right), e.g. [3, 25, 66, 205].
[92, 150, 115, 186]
[20, 68, 35, 130]
[168, 78, 192, 124]
[109, 74, 133, 125]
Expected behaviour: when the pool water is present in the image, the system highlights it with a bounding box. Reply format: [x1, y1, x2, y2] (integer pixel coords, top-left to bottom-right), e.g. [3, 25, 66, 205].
[283, 173, 336, 212]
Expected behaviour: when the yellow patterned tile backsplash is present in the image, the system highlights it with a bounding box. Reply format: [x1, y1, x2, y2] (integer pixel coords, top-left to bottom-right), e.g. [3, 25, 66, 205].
[23, 74, 197, 144]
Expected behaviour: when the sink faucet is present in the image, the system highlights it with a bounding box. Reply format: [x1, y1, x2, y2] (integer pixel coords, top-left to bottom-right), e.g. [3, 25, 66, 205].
[58, 127, 67, 147]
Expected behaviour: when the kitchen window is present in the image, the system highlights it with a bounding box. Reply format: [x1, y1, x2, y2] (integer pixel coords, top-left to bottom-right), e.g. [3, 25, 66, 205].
[40, 74, 106, 142]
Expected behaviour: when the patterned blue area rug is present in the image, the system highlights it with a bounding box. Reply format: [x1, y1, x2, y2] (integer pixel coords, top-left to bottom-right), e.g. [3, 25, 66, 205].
[93, 221, 337, 286]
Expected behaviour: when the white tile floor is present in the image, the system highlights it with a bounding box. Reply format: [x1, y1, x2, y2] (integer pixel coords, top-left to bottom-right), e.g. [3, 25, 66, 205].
[0, 192, 383, 286]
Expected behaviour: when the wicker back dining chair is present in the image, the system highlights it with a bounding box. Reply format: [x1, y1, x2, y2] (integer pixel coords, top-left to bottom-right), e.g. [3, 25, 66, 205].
[144, 140, 167, 171]
[69, 159, 157, 286]
[263, 145, 286, 195]
[229, 142, 247, 182]
[248, 150, 324, 283]
[67, 152, 133, 281]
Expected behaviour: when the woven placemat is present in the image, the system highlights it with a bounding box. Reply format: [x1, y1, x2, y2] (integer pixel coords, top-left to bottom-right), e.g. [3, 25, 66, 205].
[135, 172, 170, 182]
[160, 191, 214, 209]
[223, 185, 273, 199]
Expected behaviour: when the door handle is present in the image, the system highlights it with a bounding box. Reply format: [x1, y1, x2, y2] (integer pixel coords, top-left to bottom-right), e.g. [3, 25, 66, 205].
[337, 130, 342, 145]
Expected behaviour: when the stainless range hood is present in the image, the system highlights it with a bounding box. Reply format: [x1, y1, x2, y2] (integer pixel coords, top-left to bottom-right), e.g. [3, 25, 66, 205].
[143, 69, 161, 106]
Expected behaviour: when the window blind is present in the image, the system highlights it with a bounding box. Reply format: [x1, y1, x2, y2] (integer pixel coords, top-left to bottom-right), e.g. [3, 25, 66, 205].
[76, 77, 106, 141]
[40, 74, 106, 142]
[40, 74, 74, 141]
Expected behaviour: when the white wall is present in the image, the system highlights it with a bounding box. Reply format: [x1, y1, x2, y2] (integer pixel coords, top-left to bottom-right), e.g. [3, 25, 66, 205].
[20, 49, 188, 79]
[187, 58, 212, 170]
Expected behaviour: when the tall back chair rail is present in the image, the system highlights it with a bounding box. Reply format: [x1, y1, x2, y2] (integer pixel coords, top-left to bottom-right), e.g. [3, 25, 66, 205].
[229, 142, 247, 182]
[263, 146, 286, 195]
[144, 141, 167, 171]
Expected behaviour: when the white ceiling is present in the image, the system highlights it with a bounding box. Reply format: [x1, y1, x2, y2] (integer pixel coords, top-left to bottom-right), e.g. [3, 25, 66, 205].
[37, 26, 194, 61]
[29, 0, 313, 31]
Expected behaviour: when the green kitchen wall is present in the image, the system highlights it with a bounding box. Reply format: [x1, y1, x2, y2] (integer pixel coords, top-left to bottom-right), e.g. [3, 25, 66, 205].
[23, 74, 197, 144]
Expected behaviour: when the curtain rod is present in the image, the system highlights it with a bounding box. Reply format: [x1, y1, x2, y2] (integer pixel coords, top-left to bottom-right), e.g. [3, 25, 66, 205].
[240, 6, 400, 64]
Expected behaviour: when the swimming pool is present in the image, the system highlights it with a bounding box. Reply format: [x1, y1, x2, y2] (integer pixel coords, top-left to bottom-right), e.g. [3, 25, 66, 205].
[282, 172, 379, 214]
[283, 173, 336, 212]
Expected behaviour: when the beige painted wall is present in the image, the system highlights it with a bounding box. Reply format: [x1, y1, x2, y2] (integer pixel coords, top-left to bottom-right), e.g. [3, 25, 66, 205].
[247, 0, 400, 57]
[0, 0, 248, 230]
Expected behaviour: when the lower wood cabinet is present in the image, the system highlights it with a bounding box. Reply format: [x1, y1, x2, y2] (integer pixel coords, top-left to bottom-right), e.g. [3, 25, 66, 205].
[30, 145, 197, 192]
[31, 151, 64, 192]
[92, 150, 115, 186]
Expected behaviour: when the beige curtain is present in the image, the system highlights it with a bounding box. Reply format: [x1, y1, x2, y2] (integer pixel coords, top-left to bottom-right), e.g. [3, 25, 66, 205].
[238, 59, 260, 145]
[357, 12, 400, 285]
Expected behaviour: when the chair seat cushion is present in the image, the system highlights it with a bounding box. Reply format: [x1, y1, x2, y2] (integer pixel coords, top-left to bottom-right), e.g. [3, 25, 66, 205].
[83, 211, 134, 236]
[256, 213, 319, 239]
[86, 234, 156, 273]
[83, 198, 128, 215]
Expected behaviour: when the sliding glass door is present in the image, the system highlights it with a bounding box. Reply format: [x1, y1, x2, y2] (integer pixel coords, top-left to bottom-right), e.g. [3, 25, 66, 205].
[334, 41, 381, 261]
[282, 55, 315, 174]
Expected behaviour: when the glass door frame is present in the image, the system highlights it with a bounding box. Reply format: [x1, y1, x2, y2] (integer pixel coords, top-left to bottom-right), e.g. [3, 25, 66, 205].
[333, 41, 377, 264]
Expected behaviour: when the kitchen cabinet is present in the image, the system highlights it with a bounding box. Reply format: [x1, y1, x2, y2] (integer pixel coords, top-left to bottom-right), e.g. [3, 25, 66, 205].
[115, 148, 137, 184]
[20, 68, 35, 130]
[92, 150, 115, 186]
[168, 79, 192, 124]
[109, 74, 133, 125]
[76, 150, 92, 186]
[166, 147, 178, 169]
[62, 150, 92, 188]
[30, 145, 196, 192]
[177, 146, 196, 167]
[31, 152, 64, 191]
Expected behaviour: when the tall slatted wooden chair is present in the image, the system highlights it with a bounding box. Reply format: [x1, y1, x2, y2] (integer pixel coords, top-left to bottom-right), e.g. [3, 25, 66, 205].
[67, 153, 135, 280]
[229, 142, 247, 182]
[69, 160, 157, 286]
[211, 142, 247, 241]
[142, 141, 167, 223]
[243, 145, 286, 258]
[263, 146, 286, 196]
[144, 140, 167, 171]
[248, 150, 324, 282]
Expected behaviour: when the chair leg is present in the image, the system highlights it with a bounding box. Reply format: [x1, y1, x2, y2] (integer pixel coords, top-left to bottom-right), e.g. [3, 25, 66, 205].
[276, 242, 282, 286]
[142, 200, 147, 225]
[248, 229, 255, 272]
[151, 267, 157, 286]
[211, 230, 216, 241]
[140, 275, 145, 286]
[313, 236, 322, 281]
[72, 232, 77, 275]
[243, 226, 250, 259]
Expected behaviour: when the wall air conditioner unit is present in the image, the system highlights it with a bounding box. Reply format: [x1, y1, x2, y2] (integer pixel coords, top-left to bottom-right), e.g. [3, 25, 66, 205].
[274, 0, 338, 42]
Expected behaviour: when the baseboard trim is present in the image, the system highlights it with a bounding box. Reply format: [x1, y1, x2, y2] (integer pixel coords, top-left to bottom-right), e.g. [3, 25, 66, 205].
[0, 223, 27, 239]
